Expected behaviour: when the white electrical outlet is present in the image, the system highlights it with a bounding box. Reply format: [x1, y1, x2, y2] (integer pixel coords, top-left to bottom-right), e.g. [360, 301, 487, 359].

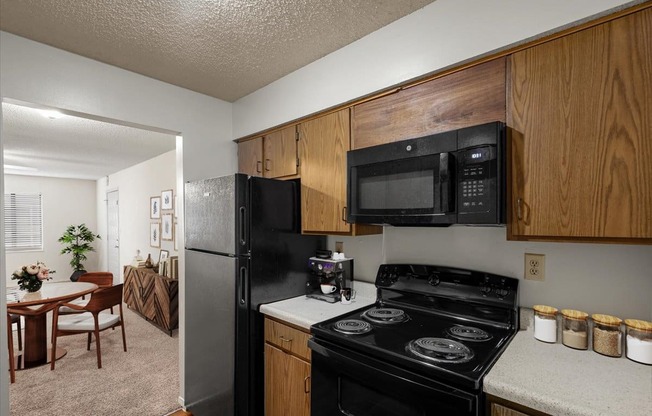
[524, 253, 545, 281]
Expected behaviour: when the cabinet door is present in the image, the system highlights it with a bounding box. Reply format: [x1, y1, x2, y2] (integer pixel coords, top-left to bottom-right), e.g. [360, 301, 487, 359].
[123, 267, 139, 310]
[352, 58, 506, 149]
[138, 272, 157, 321]
[238, 137, 263, 177]
[508, 9, 652, 241]
[264, 125, 298, 178]
[491, 403, 530, 416]
[298, 109, 351, 233]
[150, 277, 174, 331]
[265, 344, 310, 416]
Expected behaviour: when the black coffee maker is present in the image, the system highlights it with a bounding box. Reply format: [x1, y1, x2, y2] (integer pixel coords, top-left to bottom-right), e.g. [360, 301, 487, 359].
[306, 256, 354, 303]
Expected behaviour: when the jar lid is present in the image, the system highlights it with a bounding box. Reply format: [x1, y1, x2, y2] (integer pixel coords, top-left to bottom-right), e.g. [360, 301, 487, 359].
[592, 314, 622, 326]
[624, 319, 652, 332]
[533, 305, 557, 316]
[561, 309, 588, 320]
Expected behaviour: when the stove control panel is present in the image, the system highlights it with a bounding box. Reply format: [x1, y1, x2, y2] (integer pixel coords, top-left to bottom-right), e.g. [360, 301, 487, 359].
[375, 264, 518, 307]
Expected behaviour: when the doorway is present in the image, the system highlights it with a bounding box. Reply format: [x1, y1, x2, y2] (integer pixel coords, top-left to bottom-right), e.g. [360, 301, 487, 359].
[107, 189, 120, 284]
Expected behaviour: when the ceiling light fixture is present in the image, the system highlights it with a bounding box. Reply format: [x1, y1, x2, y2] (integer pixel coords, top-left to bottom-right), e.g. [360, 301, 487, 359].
[39, 109, 64, 119]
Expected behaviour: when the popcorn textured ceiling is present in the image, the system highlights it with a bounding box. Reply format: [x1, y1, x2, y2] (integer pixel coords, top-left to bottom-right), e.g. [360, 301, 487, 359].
[0, 0, 436, 102]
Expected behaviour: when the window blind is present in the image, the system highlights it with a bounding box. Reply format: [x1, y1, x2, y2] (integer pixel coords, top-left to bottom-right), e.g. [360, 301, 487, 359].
[4, 193, 43, 251]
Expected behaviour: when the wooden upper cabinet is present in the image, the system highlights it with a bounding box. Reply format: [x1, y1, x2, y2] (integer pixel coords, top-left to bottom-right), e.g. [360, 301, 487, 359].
[264, 125, 298, 178]
[298, 109, 351, 234]
[508, 8, 652, 242]
[237, 137, 263, 176]
[352, 57, 506, 149]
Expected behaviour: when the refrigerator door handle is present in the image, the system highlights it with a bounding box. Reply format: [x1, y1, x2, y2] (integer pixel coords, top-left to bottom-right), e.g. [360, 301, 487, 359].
[239, 206, 247, 247]
[239, 266, 247, 305]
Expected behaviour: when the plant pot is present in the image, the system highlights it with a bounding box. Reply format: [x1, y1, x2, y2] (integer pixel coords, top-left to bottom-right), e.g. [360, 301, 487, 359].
[70, 270, 87, 282]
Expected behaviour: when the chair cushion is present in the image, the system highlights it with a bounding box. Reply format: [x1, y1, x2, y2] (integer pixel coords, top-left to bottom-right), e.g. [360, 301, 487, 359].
[57, 312, 120, 331]
[57, 298, 89, 314]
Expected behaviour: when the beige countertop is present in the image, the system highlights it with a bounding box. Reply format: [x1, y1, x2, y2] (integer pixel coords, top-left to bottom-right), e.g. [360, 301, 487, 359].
[259, 281, 377, 330]
[484, 310, 652, 416]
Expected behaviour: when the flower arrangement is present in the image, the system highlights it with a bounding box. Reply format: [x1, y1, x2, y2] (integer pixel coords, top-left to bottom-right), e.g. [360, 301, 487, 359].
[11, 261, 55, 292]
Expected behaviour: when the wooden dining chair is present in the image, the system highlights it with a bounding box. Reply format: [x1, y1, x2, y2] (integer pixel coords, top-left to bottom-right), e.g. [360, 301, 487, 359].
[9, 313, 22, 351]
[58, 272, 114, 315]
[6, 314, 17, 383]
[51, 284, 127, 370]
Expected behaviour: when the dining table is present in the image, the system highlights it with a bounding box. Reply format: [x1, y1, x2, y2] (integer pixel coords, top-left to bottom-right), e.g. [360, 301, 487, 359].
[7, 281, 98, 369]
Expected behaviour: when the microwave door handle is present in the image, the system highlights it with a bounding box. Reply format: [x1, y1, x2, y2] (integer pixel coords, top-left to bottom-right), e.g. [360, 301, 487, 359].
[439, 153, 453, 212]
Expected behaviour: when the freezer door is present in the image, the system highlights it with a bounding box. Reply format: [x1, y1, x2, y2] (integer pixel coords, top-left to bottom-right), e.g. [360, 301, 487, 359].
[184, 174, 248, 255]
[184, 249, 237, 415]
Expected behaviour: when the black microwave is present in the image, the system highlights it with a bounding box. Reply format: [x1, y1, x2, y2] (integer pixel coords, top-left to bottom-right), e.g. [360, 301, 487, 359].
[347, 121, 505, 226]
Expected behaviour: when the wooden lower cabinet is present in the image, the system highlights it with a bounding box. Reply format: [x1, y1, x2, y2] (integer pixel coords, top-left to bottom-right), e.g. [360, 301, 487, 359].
[264, 318, 311, 416]
[265, 344, 311, 416]
[486, 394, 550, 416]
[491, 403, 529, 416]
[123, 266, 179, 335]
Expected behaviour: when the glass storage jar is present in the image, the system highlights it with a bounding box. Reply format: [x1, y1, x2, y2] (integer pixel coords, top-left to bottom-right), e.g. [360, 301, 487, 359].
[533, 305, 558, 343]
[592, 314, 622, 357]
[561, 309, 589, 350]
[624, 319, 652, 365]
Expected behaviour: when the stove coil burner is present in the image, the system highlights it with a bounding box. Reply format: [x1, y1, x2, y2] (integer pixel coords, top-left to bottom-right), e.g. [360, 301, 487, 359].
[333, 319, 372, 335]
[447, 325, 492, 342]
[361, 308, 409, 324]
[406, 337, 474, 364]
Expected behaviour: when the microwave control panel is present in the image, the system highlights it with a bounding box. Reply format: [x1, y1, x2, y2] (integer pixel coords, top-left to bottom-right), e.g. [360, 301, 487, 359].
[457, 146, 495, 214]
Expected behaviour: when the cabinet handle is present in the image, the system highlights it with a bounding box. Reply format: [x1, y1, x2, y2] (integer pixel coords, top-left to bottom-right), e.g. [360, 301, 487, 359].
[279, 336, 293, 343]
[342, 206, 347, 223]
[265, 159, 271, 172]
[517, 198, 523, 221]
[256, 160, 262, 173]
[304, 376, 311, 394]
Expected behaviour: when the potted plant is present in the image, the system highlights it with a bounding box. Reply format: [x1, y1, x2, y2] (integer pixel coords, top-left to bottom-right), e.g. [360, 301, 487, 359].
[58, 224, 101, 281]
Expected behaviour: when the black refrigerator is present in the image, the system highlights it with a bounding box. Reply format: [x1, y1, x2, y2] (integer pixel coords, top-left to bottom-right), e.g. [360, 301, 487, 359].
[184, 174, 325, 416]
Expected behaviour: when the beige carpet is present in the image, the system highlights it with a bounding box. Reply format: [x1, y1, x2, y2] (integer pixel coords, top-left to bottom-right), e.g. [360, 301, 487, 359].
[9, 305, 179, 416]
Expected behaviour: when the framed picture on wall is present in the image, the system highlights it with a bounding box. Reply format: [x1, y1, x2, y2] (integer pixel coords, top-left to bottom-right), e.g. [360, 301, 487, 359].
[150, 196, 161, 219]
[162, 214, 173, 241]
[150, 223, 161, 248]
[161, 189, 173, 210]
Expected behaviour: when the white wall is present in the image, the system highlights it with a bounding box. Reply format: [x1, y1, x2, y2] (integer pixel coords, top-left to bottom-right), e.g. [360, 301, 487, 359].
[233, 0, 642, 137]
[233, 0, 652, 320]
[4, 175, 98, 286]
[96, 150, 177, 281]
[1, 31, 234, 406]
[383, 227, 652, 319]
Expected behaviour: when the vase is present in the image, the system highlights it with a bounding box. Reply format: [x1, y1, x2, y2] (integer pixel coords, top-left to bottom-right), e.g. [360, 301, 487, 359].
[26, 279, 43, 293]
[70, 270, 87, 282]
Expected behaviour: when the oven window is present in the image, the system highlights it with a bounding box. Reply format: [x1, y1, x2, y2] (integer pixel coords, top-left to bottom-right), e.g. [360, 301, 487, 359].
[339, 377, 424, 416]
[354, 154, 441, 213]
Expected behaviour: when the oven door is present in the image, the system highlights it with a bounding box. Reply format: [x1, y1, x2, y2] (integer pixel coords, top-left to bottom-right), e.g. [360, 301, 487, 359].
[309, 338, 478, 416]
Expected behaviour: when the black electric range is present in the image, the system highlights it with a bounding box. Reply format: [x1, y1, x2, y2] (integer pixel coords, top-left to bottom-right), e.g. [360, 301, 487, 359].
[309, 264, 519, 416]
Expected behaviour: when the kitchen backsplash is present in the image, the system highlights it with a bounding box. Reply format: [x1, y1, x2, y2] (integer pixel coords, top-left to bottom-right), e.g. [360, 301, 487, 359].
[328, 226, 652, 320]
